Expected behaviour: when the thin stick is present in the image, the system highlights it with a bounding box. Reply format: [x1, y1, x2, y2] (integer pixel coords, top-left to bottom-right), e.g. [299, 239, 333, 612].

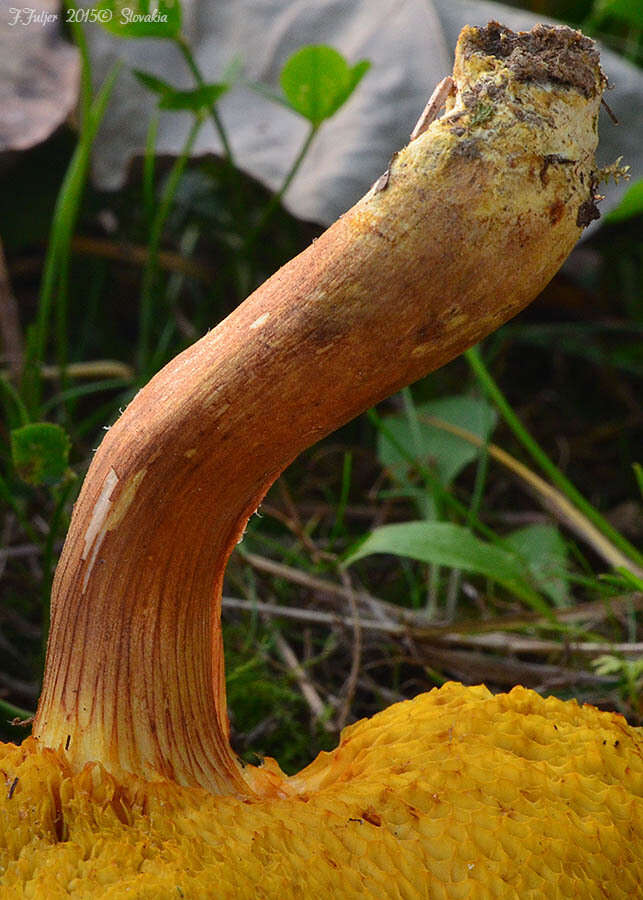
[266, 615, 333, 730]
[437, 632, 643, 657]
[239, 553, 642, 632]
[224, 594, 405, 635]
[221, 593, 643, 646]
[424, 646, 616, 689]
[0, 698, 33, 724]
[410, 76, 455, 140]
[335, 571, 362, 730]
[71, 236, 214, 283]
[241, 550, 415, 625]
[38, 360, 135, 381]
[276, 479, 321, 560]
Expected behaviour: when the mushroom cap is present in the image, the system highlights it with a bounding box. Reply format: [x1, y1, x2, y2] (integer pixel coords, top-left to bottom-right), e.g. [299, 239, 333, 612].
[2, 683, 641, 897]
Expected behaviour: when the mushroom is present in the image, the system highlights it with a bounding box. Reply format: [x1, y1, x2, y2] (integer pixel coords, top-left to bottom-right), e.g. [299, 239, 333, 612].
[2, 22, 641, 898]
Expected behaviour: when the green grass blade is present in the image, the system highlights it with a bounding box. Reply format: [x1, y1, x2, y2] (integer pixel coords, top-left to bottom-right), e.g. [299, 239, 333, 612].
[466, 345, 643, 573]
[138, 115, 203, 378]
[24, 62, 121, 414]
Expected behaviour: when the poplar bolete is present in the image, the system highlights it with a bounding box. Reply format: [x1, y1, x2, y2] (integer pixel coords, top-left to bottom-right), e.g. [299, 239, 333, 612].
[1, 22, 641, 899]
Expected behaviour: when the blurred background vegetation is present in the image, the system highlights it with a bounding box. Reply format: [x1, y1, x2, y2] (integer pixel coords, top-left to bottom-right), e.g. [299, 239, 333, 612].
[0, 0, 641, 770]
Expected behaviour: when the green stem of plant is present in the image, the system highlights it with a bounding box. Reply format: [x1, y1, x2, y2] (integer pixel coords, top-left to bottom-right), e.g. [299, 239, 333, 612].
[402, 387, 440, 520]
[66, 1, 92, 128]
[173, 34, 255, 300]
[54, 254, 72, 424]
[73, 387, 136, 442]
[41, 378, 130, 416]
[465, 345, 643, 571]
[246, 124, 318, 251]
[138, 115, 203, 379]
[329, 451, 352, 546]
[468, 437, 490, 528]
[175, 34, 235, 163]
[0, 698, 33, 723]
[367, 407, 498, 545]
[147, 223, 201, 373]
[0, 376, 30, 427]
[401, 387, 444, 609]
[143, 111, 160, 229]
[633, 463, 643, 500]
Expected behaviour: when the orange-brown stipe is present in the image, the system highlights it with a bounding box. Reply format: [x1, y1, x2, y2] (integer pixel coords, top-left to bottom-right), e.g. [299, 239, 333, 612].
[2, 21, 641, 899]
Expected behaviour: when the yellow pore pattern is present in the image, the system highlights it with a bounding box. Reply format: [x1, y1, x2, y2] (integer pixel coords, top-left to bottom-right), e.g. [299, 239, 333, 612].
[1, 682, 641, 898]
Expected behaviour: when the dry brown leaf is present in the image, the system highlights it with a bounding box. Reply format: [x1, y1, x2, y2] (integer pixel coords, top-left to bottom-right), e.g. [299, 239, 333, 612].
[0, 0, 80, 152]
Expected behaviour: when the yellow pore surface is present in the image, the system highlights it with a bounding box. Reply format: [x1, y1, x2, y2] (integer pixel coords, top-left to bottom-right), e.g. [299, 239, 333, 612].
[1, 682, 641, 898]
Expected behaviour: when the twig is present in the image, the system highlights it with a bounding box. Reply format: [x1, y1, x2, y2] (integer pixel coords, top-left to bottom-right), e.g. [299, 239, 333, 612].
[335, 571, 362, 730]
[222, 592, 643, 640]
[224, 595, 404, 635]
[236, 554, 643, 634]
[240, 550, 416, 626]
[264, 612, 333, 730]
[358, 676, 405, 707]
[423, 646, 618, 689]
[0, 543, 44, 562]
[410, 76, 456, 140]
[276, 480, 322, 560]
[0, 697, 33, 723]
[601, 97, 619, 125]
[69, 235, 215, 284]
[38, 359, 135, 381]
[435, 633, 643, 657]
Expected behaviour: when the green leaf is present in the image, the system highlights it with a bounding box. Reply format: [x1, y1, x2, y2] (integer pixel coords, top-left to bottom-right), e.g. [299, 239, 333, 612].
[133, 70, 175, 95]
[159, 83, 228, 111]
[613, 567, 643, 592]
[134, 71, 229, 111]
[0, 376, 30, 429]
[633, 462, 643, 499]
[378, 395, 497, 491]
[11, 423, 71, 486]
[592, 654, 624, 677]
[95, 0, 182, 39]
[222, 55, 243, 86]
[592, 0, 643, 28]
[605, 179, 643, 224]
[280, 45, 370, 126]
[345, 521, 548, 610]
[504, 524, 569, 607]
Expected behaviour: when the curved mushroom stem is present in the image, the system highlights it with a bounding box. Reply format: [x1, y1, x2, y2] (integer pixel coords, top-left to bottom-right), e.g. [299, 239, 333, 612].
[34, 23, 605, 794]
